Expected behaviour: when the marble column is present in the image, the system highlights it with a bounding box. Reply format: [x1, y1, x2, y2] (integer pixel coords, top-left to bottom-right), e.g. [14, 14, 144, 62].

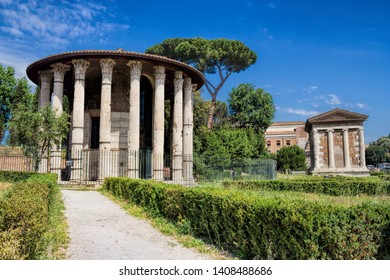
[172, 71, 184, 182]
[311, 128, 319, 170]
[50, 63, 70, 181]
[127, 61, 142, 178]
[51, 63, 70, 116]
[342, 128, 351, 168]
[70, 59, 89, 182]
[327, 129, 335, 169]
[98, 58, 116, 182]
[183, 78, 195, 185]
[358, 127, 366, 167]
[38, 70, 52, 109]
[152, 66, 165, 181]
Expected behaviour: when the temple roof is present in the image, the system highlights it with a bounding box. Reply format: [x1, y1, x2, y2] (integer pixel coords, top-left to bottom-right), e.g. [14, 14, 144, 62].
[305, 108, 368, 130]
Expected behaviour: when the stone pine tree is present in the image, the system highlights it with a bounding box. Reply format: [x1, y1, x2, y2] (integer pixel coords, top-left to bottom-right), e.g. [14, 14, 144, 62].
[146, 38, 257, 129]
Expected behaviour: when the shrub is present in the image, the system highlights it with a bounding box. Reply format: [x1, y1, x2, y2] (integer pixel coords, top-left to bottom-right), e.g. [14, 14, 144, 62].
[103, 177, 390, 259]
[222, 178, 390, 196]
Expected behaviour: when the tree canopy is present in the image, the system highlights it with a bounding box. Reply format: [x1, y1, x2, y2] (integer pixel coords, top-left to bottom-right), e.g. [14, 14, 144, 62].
[228, 83, 275, 132]
[0, 64, 33, 142]
[276, 145, 307, 173]
[146, 37, 257, 129]
[9, 105, 70, 171]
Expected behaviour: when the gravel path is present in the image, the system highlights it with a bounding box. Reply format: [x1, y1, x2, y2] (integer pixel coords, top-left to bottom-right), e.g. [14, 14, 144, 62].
[61, 189, 209, 260]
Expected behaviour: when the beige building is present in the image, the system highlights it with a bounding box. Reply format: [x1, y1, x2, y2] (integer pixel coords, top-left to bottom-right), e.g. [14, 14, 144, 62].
[26, 49, 204, 185]
[265, 121, 309, 154]
[305, 108, 369, 176]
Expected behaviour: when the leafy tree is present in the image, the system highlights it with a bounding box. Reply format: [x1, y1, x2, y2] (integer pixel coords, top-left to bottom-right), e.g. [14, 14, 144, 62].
[0, 64, 34, 142]
[228, 83, 275, 132]
[276, 145, 307, 173]
[9, 104, 70, 171]
[365, 145, 387, 166]
[146, 37, 257, 129]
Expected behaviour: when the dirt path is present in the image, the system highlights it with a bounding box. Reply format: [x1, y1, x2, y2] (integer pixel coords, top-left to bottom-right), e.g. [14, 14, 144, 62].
[61, 189, 209, 260]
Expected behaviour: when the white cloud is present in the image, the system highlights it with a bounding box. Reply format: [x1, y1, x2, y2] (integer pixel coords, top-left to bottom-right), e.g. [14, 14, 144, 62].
[0, 0, 129, 49]
[321, 94, 341, 105]
[282, 108, 319, 117]
[356, 103, 366, 109]
[307, 86, 318, 93]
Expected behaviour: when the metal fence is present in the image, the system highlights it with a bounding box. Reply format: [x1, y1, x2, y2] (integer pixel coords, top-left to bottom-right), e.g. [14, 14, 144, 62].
[0, 147, 276, 185]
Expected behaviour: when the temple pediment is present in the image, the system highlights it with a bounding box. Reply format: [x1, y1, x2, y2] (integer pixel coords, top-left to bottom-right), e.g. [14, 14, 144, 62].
[306, 108, 368, 124]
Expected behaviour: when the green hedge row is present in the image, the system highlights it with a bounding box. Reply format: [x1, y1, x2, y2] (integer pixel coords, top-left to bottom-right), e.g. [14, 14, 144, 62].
[222, 179, 390, 196]
[0, 170, 42, 183]
[103, 178, 390, 259]
[0, 172, 58, 260]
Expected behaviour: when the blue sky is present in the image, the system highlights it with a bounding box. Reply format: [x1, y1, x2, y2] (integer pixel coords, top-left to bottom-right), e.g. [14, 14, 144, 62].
[0, 0, 389, 143]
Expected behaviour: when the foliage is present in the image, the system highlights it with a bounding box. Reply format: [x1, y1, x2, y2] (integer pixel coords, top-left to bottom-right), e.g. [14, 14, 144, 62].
[0, 172, 66, 260]
[228, 83, 275, 132]
[366, 145, 387, 166]
[146, 38, 257, 129]
[222, 176, 390, 196]
[103, 178, 390, 259]
[276, 145, 307, 172]
[0, 64, 34, 142]
[8, 104, 70, 171]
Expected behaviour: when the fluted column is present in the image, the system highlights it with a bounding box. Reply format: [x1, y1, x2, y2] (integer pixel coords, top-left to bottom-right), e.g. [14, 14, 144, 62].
[70, 59, 89, 182]
[172, 71, 184, 182]
[183, 78, 195, 185]
[311, 128, 319, 170]
[50, 63, 70, 181]
[127, 61, 142, 178]
[98, 58, 116, 182]
[51, 63, 70, 116]
[38, 70, 52, 109]
[152, 66, 165, 181]
[342, 128, 351, 168]
[358, 127, 366, 167]
[327, 129, 335, 169]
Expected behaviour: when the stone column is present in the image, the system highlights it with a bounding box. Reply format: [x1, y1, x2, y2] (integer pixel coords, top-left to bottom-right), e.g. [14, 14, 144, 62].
[70, 59, 89, 182]
[358, 127, 366, 167]
[183, 78, 195, 185]
[311, 128, 319, 170]
[327, 129, 335, 169]
[98, 58, 116, 182]
[50, 63, 70, 181]
[127, 61, 142, 178]
[152, 66, 165, 181]
[38, 70, 52, 109]
[342, 128, 351, 168]
[172, 71, 184, 182]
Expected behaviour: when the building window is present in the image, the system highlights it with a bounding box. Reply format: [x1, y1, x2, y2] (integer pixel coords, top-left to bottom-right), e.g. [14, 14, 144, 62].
[276, 140, 281, 146]
[286, 140, 291, 146]
[267, 140, 271, 147]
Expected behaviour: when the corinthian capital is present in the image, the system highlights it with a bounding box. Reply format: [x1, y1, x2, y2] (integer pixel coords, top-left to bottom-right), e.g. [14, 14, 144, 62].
[100, 58, 116, 79]
[127, 61, 142, 77]
[51, 62, 70, 82]
[38, 70, 53, 84]
[72, 59, 90, 80]
[154, 66, 165, 81]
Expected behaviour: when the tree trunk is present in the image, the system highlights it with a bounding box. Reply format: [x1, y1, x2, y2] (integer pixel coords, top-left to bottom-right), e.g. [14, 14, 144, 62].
[207, 98, 217, 130]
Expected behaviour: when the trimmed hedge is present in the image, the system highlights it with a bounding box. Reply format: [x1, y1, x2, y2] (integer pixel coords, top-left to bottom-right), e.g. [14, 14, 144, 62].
[222, 178, 390, 196]
[103, 178, 390, 260]
[0, 170, 43, 183]
[0, 172, 58, 260]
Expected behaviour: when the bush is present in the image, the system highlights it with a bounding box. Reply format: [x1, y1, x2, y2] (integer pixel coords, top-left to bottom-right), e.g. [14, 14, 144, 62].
[103, 177, 390, 259]
[0, 170, 38, 182]
[0, 171, 63, 260]
[222, 177, 390, 196]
